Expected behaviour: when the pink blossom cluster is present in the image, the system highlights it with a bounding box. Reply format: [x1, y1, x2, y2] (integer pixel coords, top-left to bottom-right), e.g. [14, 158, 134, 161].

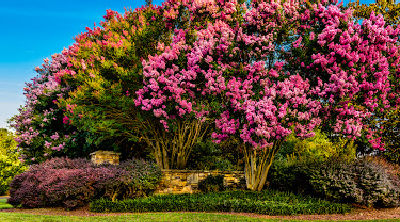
[162, 0, 244, 29]
[289, 3, 400, 150]
[136, 0, 322, 150]
[12, 52, 76, 160]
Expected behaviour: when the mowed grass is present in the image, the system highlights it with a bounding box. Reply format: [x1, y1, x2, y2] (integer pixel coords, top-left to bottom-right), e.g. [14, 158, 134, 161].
[0, 199, 13, 209]
[1, 213, 400, 222]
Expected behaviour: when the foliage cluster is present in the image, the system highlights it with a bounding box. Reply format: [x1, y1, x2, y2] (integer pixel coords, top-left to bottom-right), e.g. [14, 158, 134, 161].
[0, 129, 26, 195]
[187, 140, 241, 171]
[90, 190, 351, 215]
[378, 108, 400, 165]
[8, 157, 161, 209]
[350, 0, 400, 25]
[278, 130, 357, 162]
[197, 174, 226, 193]
[268, 157, 400, 208]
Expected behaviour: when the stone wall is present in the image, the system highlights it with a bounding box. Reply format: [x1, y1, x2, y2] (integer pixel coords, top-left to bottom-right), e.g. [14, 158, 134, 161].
[155, 170, 244, 194]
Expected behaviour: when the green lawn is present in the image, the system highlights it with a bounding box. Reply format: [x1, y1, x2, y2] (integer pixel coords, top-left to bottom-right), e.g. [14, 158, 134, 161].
[0, 199, 13, 209]
[0, 212, 400, 222]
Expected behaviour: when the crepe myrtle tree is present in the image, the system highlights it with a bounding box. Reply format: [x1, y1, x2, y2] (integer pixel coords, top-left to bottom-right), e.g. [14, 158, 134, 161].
[199, 0, 321, 191]
[58, 5, 172, 161]
[10, 52, 100, 164]
[130, 0, 247, 169]
[57, 0, 246, 169]
[136, 0, 319, 179]
[165, 0, 399, 190]
[348, 0, 400, 158]
[12, 4, 175, 164]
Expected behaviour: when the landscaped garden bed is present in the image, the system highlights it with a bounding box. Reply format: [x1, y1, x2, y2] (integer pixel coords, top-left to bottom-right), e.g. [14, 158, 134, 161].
[2, 0, 400, 221]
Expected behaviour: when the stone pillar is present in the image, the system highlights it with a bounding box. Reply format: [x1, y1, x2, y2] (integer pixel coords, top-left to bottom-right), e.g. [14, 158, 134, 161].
[90, 150, 120, 165]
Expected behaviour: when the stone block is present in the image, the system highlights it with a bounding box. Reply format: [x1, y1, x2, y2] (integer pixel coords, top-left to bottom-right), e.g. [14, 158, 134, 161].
[90, 150, 120, 165]
[187, 173, 199, 184]
[171, 179, 182, 186]
[181, 185, 193, 193]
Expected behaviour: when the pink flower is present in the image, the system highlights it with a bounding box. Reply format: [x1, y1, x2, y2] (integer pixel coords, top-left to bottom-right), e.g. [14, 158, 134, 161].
[63, 116, 70, 124]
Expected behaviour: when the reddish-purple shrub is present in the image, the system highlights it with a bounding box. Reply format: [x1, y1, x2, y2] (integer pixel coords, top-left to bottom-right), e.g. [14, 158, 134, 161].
[102, 159, 162, 200]
[8, 157, 161, 209]
[29, 157, 92, 170]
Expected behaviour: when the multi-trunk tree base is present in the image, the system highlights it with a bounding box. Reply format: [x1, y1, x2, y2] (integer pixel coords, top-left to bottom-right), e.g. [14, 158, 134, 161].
[242, 141, 281, 191]
[143, 119, 208, 169]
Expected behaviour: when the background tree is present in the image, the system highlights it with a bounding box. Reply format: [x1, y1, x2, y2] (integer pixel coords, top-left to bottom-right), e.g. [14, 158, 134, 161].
[0, 128, 26, 195]
[349, 0, 400, 25]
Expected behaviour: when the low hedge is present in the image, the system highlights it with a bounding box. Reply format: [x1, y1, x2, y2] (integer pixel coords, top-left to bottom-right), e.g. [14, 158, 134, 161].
[90, 190, 352, 215]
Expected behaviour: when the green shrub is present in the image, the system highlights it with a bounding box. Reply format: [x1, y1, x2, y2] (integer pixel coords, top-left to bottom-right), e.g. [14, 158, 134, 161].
[187, 140, 240, 171]
[268, 157, 400, 208]
[277, 131, 356, 162]
[0, 128, 26, 195]
[105, 158, 162, 200]
[90, 190, 351, 215]
[267, 157, 313, 194]
[198, 174, 225, 192]
[308, 157, 400, 208]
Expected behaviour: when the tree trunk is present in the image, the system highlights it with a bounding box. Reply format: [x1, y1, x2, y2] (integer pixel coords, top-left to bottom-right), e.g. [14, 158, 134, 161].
[243, 141, 281, 191]
[143, 119, 208, 169]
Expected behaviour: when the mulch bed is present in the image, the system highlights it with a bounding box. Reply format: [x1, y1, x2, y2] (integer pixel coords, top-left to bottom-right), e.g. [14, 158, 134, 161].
[1, 206, 400, 220]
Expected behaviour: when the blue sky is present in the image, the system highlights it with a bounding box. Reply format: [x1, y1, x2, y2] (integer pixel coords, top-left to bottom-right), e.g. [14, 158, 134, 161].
[0, 0, 378, 129]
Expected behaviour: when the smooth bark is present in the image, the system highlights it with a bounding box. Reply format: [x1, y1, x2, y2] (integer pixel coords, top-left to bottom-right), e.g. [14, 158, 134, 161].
[142, 119, 208, 169]
[242, 141, 282, 191]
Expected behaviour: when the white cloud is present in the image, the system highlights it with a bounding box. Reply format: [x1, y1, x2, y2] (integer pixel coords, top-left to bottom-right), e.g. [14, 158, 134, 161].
[0, 101, 22, 129]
